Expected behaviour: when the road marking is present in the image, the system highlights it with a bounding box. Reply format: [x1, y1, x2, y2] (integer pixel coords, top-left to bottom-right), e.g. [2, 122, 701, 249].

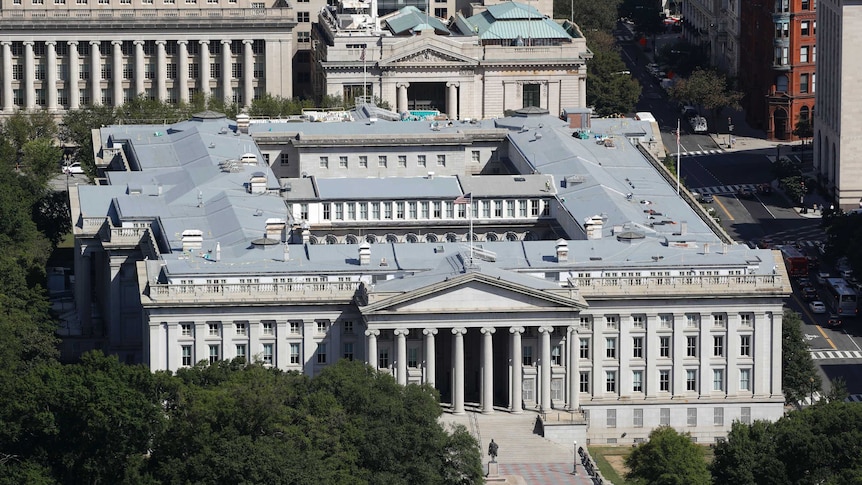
[794, 294, 837, 350]
[844, 328, 862, 352]
[711, 194, 734, 221]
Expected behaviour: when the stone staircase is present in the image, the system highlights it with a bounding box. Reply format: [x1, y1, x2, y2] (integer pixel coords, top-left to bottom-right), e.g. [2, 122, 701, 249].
[439, 408, 575, 464]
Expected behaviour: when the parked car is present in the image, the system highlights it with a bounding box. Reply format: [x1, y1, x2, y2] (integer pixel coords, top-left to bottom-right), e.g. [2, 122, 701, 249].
[816, 272, 831, 284]
[63, 162, 84, 175]
[737, 187, 755, 198]
[797, 277, 812, 287]
[826, 314, 843, 328]
[802, 286, 818, 301]
[689, 116, 708, 133]
[809, 301, 827, 314]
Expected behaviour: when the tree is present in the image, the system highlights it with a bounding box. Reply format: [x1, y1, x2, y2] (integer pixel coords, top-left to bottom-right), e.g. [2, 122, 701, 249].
[711, 420, 786, 485]
[782, 310, 821, 406]
[554, 0, 622, 33]
[20, 139, 62, 186]
[625, 426, 711, 485]
[668, 69, 743, 124]
[60, 105, 117, 177]
[793, 116, 813, 144]
[586, 31, 642, 116]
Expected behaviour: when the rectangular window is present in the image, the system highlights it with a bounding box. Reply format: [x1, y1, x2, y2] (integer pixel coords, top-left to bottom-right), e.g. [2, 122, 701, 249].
[579, 371, 590, 393]
[659, 369, 670, 391]
[551, 378, 563, 401]
[189, 63, 199, 79]
[606, 338, 616, 359]
[660, 336, 670, 357]
[632, 315, 645, 329]
[371, 202, 380, 219]
[606, 409, 616, 428]
[395, 202, 405, 219]
[471, 150, 480, 162]
[802, 0, 809, 9]
[714, 407, 724, 426]
[398, 155, 407, 167]
[632, 370, 643, 392]
[334, 203, 343, 220]
[579, 338, 589, 359]
[660, 408, 670, 426]
[319, 156, 328, 168]
[209, 344, 220, 364]
[181, 323, 193, 336]
[322, 203, 331, 220]
[317, 343, 327, 364]
[801, 21, 810, 36]
[740, 335, 751, 356]
[262, 343, 273, 365]
[687, 336, 698, 357]
[606, 370, 617, 392]
[687, 408, 697, 426]
[633, 408, 644, 428]
[493, 200, 502, 218]
[297, 11, 309, 22]
[290, 343, 300, 364]
[523, 83, 540, 108]
[519, 200, 528, 217]
[660, 314, 672, 328]
[263, 321, 274, 335]
[235, 322, 246, 336]
[344, 342, 355, 361]
[605, 315, 619, 329]
[506, 200, 515, 217]
[713, 369, 724, 391]
[182, 345, 192, 366]
[686, 314, 699, 328]
[338, 156, 348, 169]
[346, 202, 355, 220]
[208, 323, 219, 336]
[800, 73, 809, 93]
[437, 154, 446, 166]
[800, 46, 809, 63]
[231, 62, 243, 79]
[551, 345, 561, 366]
[632, 337, 643, 358]
[714, 336, 724, 357]
[166, 63, 177, 79]
[358, 156, 368, 168]
[236, 344, 246, 361]
[378, 349, 389, 368]
[316, 321, 328, 334]
[210, 63, 220, 80]
[433, 201, 442, 219]
[378, 155, 387, 167]
[384, 202, 393, 219]
[741, 407, 751, 424]
[407, 347, 418, 367]
[290, 321, 301, 335]
[417, 154, 426, 167]
[740, 369, 751, 391]
[523, 345, 533, 366]
[686, 369, 697, 391]
[713, 313, 726, 328]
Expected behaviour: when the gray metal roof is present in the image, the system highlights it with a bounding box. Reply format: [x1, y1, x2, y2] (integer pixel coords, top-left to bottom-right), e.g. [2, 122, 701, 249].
[315, 175, 463, 200]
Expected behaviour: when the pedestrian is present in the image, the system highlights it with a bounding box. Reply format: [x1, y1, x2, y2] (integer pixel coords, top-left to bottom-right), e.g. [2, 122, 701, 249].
[813, 203, 818, 214]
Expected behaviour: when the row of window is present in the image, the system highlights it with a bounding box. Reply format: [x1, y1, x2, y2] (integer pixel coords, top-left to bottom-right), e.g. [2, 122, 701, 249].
[774, 20, 815, 39]
[577, 312, 755, 330]
[8, 62, 264, 81]
[604, 406, 751, 429]
[180, 341, 353, 366]
[584, 367, 752, 395]
[579, 334, 753, 360]
[319, 199, 548, 221]
[6, 86, 261, 107]
[177, 320, 353, 337]
[4, 39, 265, 57]
[18, 0, 267, 5]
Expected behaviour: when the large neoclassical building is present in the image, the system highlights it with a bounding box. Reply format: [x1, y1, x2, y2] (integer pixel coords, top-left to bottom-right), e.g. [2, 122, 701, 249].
[68, 107, 789, 444]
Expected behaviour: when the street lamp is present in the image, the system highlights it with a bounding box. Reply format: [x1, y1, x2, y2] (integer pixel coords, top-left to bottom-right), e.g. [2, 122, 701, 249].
[572, 441, 578, 475]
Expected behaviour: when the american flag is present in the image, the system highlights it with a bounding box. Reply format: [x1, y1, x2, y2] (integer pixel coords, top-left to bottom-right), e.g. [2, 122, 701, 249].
[454, 193, 472, 204]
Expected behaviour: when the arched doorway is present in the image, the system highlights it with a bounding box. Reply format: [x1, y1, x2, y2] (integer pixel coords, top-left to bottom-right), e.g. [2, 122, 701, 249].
[773, 108, 789, 140]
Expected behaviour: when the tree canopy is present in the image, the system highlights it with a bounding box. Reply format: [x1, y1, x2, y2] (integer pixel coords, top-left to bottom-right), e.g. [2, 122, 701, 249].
[625, 426, 711, 485]
[668, 69, 743, 122]
[586, 31, 642, 117]
[782, 310, 821, 405]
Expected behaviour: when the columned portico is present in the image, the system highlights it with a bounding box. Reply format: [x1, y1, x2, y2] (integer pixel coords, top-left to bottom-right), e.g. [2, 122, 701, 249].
[480, 327, 495, 414]
[365, 328, 380, 369]
[510, 326, 524, 413]
[423, 328, 437, 387]
[452, 327, 467, 415]
[394, 328, 409, 385]
[538, 326, 554, 412]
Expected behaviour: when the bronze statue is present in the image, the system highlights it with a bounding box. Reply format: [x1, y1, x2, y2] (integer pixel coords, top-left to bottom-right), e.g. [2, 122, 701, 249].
[488, 439, 499, 462]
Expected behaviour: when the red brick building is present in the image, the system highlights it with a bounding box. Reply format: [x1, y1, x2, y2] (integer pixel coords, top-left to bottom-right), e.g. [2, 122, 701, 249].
[739, 0, 816, 141]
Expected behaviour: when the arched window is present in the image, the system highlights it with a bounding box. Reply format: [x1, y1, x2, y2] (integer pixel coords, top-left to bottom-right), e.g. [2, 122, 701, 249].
[424, 233, 438, 243]
[345, 234, 359, 244]
[325, 234, 338, 245]
[799, 106, 810, 121]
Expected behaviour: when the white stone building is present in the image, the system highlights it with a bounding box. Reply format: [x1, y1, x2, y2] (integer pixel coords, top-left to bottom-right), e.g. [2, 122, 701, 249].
[68, 108, 789, 444]
[813, 0, 862, 209]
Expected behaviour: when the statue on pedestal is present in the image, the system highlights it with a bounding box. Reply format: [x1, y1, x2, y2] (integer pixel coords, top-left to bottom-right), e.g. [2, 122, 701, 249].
[488, 439, 499, 463]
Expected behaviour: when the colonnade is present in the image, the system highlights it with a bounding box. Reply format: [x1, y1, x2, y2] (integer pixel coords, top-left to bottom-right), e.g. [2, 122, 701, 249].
[0, 38, 260, 112]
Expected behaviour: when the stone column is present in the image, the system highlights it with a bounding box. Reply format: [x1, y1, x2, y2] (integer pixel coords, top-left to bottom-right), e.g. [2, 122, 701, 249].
[672, 313, 686, 397]
[24, 41, 35, 110]
[243, 40, 254, 108]
[645, 314, 659, 397]
[726, 314, 739, 396]
[396, 82, 409, 113]
[90, 41, 100, 106]
[68, 41, 80, 109]
[46, 41, 58, 111]
[452, 327, 467, 415]
[567, 325, 579, 410]
[112, 40, 123, 106]
[538, 326, 554, 412]
[156, 40, 167, 102]
[446, 82, 458, 120]
[770, 312, 782, 397]
[753, 312, 769, 396]
[510, 326, 524, 413]
[177, 40, 189, 103]
[699, 313, 711, 397]
[480, 327, 495, 414]
[221, 39, 231, 103]
[365, 329, 380, 369]
[134, 40, 145, 97]
[2, 42, 13, 111]
[423, 328, 437, 387]
[395, 328, 408, 385]
[199, 40, 210, 98]
[578, 73, 586, 108]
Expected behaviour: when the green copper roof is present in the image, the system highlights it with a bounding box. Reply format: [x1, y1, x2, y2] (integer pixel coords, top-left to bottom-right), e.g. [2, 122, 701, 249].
[386, 6, 451, 35]
[466, 1, 571, 41]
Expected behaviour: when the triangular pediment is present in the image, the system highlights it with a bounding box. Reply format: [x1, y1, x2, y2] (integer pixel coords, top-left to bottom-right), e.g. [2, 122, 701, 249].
[379, 44, 479, 67]
[361, 271, 586, 315]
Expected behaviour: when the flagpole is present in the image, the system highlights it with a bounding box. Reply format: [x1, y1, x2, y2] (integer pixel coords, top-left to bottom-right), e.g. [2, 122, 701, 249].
[469, 198, 474, 264]
[676, 118, 681, 195]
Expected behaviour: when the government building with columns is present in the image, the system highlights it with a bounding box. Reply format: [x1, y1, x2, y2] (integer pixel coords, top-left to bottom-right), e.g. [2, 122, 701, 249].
[67, 107, 790, 444]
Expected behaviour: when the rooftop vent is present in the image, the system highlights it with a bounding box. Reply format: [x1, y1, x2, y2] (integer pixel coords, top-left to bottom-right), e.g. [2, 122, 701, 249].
[181, 229, 203, 252]
[555, 239, 568, 263]
[359, 242, 371, 266]
[249, 172, 267, 194]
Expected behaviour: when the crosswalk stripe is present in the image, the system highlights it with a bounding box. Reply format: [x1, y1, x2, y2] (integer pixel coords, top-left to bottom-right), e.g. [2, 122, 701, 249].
[809, 350, 862, 360]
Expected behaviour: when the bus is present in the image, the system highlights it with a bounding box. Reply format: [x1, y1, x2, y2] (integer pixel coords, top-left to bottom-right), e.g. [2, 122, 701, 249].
[824, 278, 858, 316]
[779, 245, 809, 277]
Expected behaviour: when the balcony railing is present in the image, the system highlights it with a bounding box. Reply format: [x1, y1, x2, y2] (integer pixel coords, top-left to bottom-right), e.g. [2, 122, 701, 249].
[568, 273, 787, 298]
[147, 280, 361, 303]
[0, 7, 292, 24]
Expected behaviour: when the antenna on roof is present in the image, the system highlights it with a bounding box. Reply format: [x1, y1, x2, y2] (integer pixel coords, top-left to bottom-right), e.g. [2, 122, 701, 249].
[197, 190, 203, 208]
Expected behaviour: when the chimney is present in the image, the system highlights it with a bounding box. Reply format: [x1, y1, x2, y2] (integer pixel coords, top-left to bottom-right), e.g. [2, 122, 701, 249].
[235, 113, 250, 133]
[584, 215, 603, 240]
[359, 242, 371, 266]
[555, 239, 568, 262]
[181, 229, 203, 252]
[265, 218, 286, 242]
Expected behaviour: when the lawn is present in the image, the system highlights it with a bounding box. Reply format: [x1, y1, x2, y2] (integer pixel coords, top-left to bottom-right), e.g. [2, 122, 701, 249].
[588, 446, 632, 484]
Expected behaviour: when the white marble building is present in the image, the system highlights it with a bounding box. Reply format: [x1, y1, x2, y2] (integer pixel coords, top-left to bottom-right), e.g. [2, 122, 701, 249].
[69, 108, 789, 443]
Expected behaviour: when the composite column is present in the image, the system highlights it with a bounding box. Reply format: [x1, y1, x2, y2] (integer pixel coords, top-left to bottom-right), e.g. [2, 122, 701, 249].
[46, 41, 58, 111]
[134, 40, 145, 97]
[243, 39, 254, 108]
[68, 41, 80, 109]
[396, 82, 409, 113]
[23, 41, 35, 110]
[446, 82, 458, 120]
[2, 42, 12, 111]
[221, 39, 231, 102]
[539, 326, 554, 412]
[480, 327, 495, 414]
[452, 327, 467, 415]
[365, 329, 380, 369]
[90, 41, 100, 105]
[423, 328, 437, 387]
[395, 328, 408, 386]
[510, 326, 524, 413]
[177, 40, 189, 103]
[112, 40, 123, 105]
[567, 325, 579, 410]
[156, 40, 167, 102]
[199, 40, 210, 98]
